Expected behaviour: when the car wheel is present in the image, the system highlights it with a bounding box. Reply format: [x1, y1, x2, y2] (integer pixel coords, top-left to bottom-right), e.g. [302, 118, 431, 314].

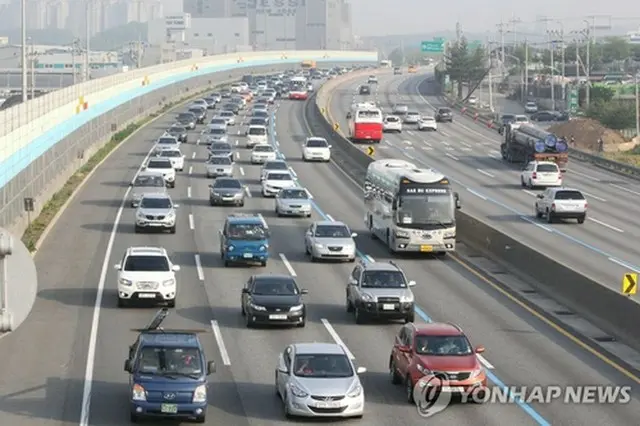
[355, 307, 366, 324]
[239, 201, 245, 207]
[406, 376, 415, 404]
[297, 317, 306, 328]
[389, 358, 402, 385]
[224, 260, 230, 267]
[261, 260, 267, 267]
[546, 210, 554, 223]
[577, 216, 585, 224]
[520, 177, 526, 187]
[130, 413, 140, 423]
[117, 298, 127, 308]
[169, 182, 175, 188]
[134, 225, 141, 233]
[169, 226, 176, 234]
[535, 206, 543, 219]
[241, 304, 246, 316]
[245, 313, 254, 328]
[167, 299, 175, 308]
[405, 312, 415, 323]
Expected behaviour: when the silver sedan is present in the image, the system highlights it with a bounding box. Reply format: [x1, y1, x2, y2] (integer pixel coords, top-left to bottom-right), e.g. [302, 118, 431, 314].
[304, 221, 357, 262]
[275, 187, 312, 217]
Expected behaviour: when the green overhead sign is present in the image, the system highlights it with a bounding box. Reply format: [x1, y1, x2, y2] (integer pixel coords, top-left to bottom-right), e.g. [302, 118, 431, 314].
[421, 40, 445, 53]
[467, 40, 484, 50]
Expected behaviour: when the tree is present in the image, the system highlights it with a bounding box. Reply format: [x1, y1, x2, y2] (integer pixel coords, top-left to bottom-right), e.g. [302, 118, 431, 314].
[599, 37, 631, 63]
[586, 100, 635, 130]
[444, 37, 488, 98]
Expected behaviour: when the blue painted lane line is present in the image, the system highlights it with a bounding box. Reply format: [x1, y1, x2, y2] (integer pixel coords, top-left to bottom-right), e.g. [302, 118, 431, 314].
[267, 109, 551, 426]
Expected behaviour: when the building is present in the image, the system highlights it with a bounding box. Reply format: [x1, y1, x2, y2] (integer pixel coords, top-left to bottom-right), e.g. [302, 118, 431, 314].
[183, 0, 229, 18]
[35, 50, 121, 72]
[297, 0, 353, 50]
[627, 29, 640, 44]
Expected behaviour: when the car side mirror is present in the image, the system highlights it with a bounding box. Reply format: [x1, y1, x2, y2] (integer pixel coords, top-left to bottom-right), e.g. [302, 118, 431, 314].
[356, 366, 367, 374]
[113, 264, 122, 270]
[351, 232, 358, 238]
[140, 166, 146, 170]
[475, 346, 485, 354]
[207, 361, 216, 375]
[536, 194, 544, 199]
[328, 145, 332, 148]
[124, 359, 132, 372]
[300, 289, 309, 294]
[346, 113, 352, 119]
[277, 365, 289, 374]
[348, 277, 357, 285]
[174, 204, 180, 209]
[408, 280, 416, 287]
[454, 192, 461, 209]
[397, 345, 411, 353]
[172, 265, 181, 272]
[241, 288, 249, 294]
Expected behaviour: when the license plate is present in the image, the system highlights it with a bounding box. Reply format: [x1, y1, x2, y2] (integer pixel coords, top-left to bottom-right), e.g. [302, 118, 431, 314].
[420, 245, 433, 252]
[382, 304, 395, 310]
[269, 314, 288, 320]
[138, 293, 156, 299]
[316, 401, 341, 408]
[243, 253, 253, 258]
[160, 403, 178, 413]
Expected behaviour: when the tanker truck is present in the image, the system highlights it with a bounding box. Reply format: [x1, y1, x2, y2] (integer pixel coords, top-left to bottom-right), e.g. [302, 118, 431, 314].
[501, 123, 568, 171]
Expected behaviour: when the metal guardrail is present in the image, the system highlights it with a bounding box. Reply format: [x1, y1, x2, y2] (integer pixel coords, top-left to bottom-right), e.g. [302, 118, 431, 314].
[441, 92, 640, 180]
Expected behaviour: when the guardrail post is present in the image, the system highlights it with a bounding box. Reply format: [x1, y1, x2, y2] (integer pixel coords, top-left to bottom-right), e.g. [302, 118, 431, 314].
[0, 229, 14, 332]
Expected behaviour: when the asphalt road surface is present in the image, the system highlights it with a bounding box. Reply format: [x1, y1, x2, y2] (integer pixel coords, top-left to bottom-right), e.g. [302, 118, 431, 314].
[0, 77, 639, 426]
[328, 71, 640, 295]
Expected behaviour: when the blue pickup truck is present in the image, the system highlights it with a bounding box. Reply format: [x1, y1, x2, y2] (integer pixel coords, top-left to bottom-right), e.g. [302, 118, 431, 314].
[124, 308, 216, 423]
[219, 213, 270, 267]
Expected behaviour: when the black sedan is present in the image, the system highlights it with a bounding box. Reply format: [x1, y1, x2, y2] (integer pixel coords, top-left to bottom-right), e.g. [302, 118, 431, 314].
[241, 274, 307, 328]
[359, 85, 371, 95]
[176, 112, 197, 129]
[166, 124, 188, 142]
[221, 102, 240, 115]
[188, 106, 207, 124]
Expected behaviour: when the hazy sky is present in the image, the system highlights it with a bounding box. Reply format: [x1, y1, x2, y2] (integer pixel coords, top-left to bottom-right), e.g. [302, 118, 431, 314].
[349, 0, 640, 36]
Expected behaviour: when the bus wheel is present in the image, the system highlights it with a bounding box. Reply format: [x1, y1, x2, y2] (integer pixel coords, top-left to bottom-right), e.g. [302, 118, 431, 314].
[369, 216, 377, 240]
[387, 230, 396, 254]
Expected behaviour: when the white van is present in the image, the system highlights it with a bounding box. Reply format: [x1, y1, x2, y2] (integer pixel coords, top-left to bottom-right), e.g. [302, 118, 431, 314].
[245, 125, 268, 147]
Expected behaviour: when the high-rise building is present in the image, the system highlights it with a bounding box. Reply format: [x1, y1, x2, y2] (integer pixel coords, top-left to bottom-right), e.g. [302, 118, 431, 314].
[183, 0, 230, 18]
[298, 0, 353, 50]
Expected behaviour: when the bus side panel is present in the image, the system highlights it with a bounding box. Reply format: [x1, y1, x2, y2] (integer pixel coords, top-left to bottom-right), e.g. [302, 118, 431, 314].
[354, 123, 383, 142]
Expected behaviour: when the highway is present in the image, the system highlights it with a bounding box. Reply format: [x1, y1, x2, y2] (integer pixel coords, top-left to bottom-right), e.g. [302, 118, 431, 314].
[0, 75, 638, 426]
[328, 71, 640, 295]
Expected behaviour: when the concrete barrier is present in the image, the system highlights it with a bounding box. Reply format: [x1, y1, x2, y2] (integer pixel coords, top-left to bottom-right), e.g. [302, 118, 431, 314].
[308, 84, 640, 357]
[0, 50, 377, 235]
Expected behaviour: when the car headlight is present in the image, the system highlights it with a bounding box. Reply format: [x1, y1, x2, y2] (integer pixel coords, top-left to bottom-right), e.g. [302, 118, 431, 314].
[314, 243, 324, 249]
[416, 364, 431, 375]
[136, 211, 145, 219]
[361, 293, 374, 302]
[192, 384, 207, 403]
[227, 245, 234, 251]
[394, 230, 410, 238]
[347, 384, 362, 398]
[212, 191, 220, 196]
[132, 383, 146, 401]
[289, 304, 303, 312]
[289, 384, 308, 398]
[250, 303, 266, 311]
[163, 279, 175, 287]
[400, 294, 414, 303]
[167, 211, 175, 219]
[443, 231, 456, 239]
[119, 278, 132, 286]
[469, 367, 484, 379]
[259, 245, 267, 251]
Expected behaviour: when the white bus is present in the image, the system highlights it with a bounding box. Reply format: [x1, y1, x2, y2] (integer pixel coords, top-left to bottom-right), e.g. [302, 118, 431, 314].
[380, 60, 392, 68]
[364, 159, 461, 255]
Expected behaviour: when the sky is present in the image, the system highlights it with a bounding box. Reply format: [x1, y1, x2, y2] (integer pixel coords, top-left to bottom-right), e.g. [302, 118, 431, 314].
[349, 0, 640, 36]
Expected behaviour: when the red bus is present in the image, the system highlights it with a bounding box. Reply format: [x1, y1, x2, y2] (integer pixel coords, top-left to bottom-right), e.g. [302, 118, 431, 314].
[347, 102, 383, 143]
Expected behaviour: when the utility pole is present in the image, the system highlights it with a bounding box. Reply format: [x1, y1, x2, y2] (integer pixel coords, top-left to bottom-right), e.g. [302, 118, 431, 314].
[487, 44, 494, 111]
[20, 0, 27, 102]
[548, 28, 565, 108]
[497, 20, 506, 77]
[85, 0, 91, 81]
[548, 33, 555, 111]
[635, 72, 639, 138]
[71, 39, 77, 85]
[524, 39, 529, 100]
[30, 39, 35, 99]
[455, 21, 462, 47]
[509, 16, 522, 46]
[584, 21, 591, 106]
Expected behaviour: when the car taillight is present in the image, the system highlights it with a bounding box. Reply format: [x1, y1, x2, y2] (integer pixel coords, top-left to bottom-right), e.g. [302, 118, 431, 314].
[551, 203, 556, 211]
[584, 202, 588, 209]
[532, 172, 537, 179]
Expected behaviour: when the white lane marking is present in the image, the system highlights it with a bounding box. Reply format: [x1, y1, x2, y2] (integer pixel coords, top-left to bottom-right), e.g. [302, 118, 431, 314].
[239, 167, 245, 176]
[460, 141, 472, 148]
[237, 129, 242, 135]
[306, 189, 314, 199]
[279, 253, 297, 277]
[579, 190, 606, 202]
[521, 216, 553, 232]
[608, 257, 640, 271]
[460, 147, 472, 152]
[477, 354, 495, 369]
[522, 189, 537, 196]
[423, 141, 432, 147]
[406, 131, 414, 136]
[403, 140, 412, 145]
[570, 170, 601, 181]
[321, 319, 356, 360]
[326, 214, 334, 221]
[187, 186, 192, 198]
[235, 152, 241, 160]
[244, 186, 252, 198]
[445, 153, 459, 161]
[188, 214, 194, 230]
[589, 217, 624, 233]
[194, 254, 205, 280]
[210, 320, 231, 366]
[466, 188, 486, 200]
[442, 141, 450, 146]
[477, 169, 494, 178]
[289, 167, 297, 177]
[188, 166, 193, 175]
[191, 152, 196, 159]
[440, 131, 449, 137]
[364, 255, 375, 263]
[610, 183, 640, 196]
[384, 140, 392, 146]
[275, 140, 280, 147]
[404, 152, 415, 160]
[235, 140, 239, 146]
[422, 146, 433, 151]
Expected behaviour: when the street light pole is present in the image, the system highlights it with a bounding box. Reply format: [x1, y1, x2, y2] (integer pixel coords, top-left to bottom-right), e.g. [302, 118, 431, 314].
[548, 33, 555, 111]
[635, 72, 639, 138]
[20, 0, 27, 102]
[524, 39, 529, 99]
[583, 20, 591, 107]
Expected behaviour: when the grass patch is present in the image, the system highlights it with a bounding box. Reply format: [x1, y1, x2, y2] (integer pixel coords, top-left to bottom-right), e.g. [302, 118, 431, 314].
[21, 88, 211, 252]
[603, 152, 640, 167]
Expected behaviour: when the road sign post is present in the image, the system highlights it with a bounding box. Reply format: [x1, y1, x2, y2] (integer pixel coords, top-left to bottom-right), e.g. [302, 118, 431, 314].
[366, 146, 375, 156]
[622, 273, 637, 296]
[568, 87, 579, 114]
[421, 40, 445, 53]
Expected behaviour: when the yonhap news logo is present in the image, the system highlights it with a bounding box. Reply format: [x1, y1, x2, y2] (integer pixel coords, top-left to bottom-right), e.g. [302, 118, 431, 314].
[414, 374, 632, 418]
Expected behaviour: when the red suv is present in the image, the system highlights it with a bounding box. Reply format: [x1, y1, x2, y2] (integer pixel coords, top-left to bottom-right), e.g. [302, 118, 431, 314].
[389, 322, 487, 403]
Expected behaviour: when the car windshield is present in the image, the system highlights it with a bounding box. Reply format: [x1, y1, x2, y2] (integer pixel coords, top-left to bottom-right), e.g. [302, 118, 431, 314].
[421, 117, 434, 121]
[177, 113, 193, 120]
[254, 145, 273, 152]
[158, 138, 176, 144]
[314, 225, 350, 238]
[414, 335, 473, 356]
[251, 119, 267, 126]
[211, 143, 231, 151]
[220, 111, 233, 117]
[136, 346, 203, 376]
[227, 223, 267, 240]
[252, 278, 299, 295]
[140, 197, 172, 209]
[134, 175, 164, 187]
[361, 270, 407, 288]
[438, 108, 451, 113]
[293, 354, 353, 378]
[501, 115, 515, 122]
[306, 139, 328, 148]
[249, 127, 266, 136]
[208, 156, 232, 165]
[210, 119, 226, 125]
[253, 111, 268, 117]
[124, 255, 170, 271]
[554, 190, 585, 200]
[208, 128, 226, 135]
[267, 172, 292, 181]
[395, 104, 407, 109]
[398, 193, 455, 227]
[264, 162, 288, 171]
[386, 117, 398, 122]
[515, 116, 528, 122]
[214, 179, 242, 189]
[169, 126, 185, 133]
[159, 150, 181, 158]
[537, 164, 558, 172]
[280, 189, 308, 199]
[147, 160, 172, 169]
[188, 108, 202, 114]
[407, 112, 419, 116]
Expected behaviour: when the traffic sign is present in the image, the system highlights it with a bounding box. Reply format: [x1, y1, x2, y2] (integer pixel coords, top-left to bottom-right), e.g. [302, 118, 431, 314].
[366, 146, 375, 156]
[568, 87, 578, 114]
[333, 123, 340, 131]
[433, 37, 445, 42]
[421, 40, 445, 53]
[622, 273, 637, 295]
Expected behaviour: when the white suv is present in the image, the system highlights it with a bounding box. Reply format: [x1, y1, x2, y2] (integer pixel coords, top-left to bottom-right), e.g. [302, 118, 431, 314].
[520, 161, 562, 188]
[383, 115, 402, 133]
[114, 246, 180, 308]
[535, 188, 587, 224]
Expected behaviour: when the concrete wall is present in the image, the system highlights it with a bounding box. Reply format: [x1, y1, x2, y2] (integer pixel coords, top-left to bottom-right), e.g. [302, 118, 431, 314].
[0, 49, 377, 235]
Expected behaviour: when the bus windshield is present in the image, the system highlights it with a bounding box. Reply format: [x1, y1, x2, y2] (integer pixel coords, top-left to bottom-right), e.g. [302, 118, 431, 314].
[356, 110, 381, 120]
[397, 188, 455, 229]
